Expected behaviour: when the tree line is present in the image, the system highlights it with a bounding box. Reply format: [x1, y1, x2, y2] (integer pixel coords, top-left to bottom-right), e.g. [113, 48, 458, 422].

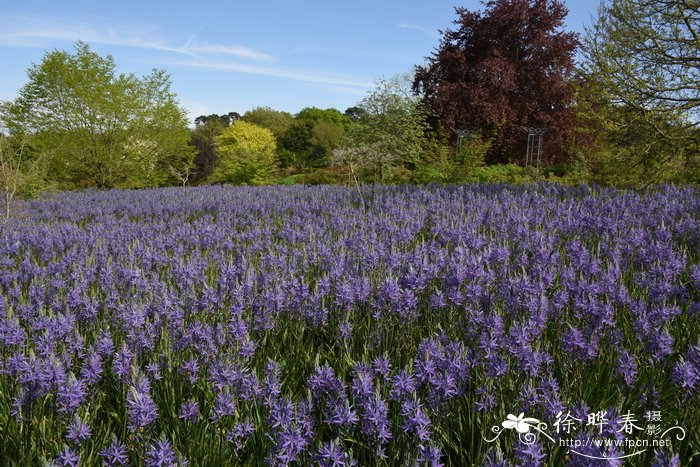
[1, 0, 698, 212]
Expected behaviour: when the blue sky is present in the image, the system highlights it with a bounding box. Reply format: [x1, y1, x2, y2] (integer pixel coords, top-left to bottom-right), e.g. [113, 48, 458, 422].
[0, 0, 599, 124]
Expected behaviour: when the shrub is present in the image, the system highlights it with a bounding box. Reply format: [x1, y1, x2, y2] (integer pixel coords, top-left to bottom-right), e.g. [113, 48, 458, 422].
[295, 166, 347, 185]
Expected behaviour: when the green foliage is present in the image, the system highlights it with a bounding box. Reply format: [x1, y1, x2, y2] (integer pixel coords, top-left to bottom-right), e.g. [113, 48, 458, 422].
[331, 144, 399, 184]
[241, 107, 294, 140]
[278, 107, 349, 170]
[189, 120, 226, 184]
[213, 120, 278, 185]
[294, 166, 347, 185]
[4, 41, 193, 189]
[295, 107, 350, 128]
[194, 112, 239, 126]
[466, 163, 534, 184]
[345, 73, 428, 176]
[0, 129, 46, 221]
[412, 129, 492, 184]
[573, 77, 698, 187]
[412, 133, 455, 184]
[581, 0, 700, 185]
[584, 0, 699, 124]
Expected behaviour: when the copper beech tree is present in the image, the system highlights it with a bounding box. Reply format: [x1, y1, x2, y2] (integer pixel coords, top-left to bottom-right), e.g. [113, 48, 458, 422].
[414, 0, 579, 165]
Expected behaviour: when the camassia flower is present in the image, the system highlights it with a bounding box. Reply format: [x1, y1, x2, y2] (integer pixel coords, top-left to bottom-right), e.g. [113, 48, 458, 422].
[501, 413, 540, 434]
[2, 183, 699, 465]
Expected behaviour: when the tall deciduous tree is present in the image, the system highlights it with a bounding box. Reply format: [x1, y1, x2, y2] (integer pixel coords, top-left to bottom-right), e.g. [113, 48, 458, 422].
[279, 107, 349, 169]
[343, 73, 428, 181]
[213, 120, 278, 185]
[0, 109, 46, 222]
[4, 41, 193, 188]
[189, 119, 226, 184]
[241, 107, 294, 140]
[582, 0, 699, 182]
[194, 112, 240, 126]
[414, 0, 579, 164]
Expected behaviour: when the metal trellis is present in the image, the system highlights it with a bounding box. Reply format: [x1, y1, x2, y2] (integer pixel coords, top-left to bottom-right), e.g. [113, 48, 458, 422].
[451, 128, 479, 162]
[521, 126, 546, 168]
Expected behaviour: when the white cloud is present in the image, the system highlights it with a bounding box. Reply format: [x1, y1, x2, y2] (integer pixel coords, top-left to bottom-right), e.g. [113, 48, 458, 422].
[0, 14, 274, 62]
[0, 13, 373, 99]
[183, 42, 275, 61]
[161, 58, 373, 90]
[398, 23, 439, 38]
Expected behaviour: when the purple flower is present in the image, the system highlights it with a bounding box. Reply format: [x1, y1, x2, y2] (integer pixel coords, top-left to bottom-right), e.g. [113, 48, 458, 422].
[66, 417, 91, 444]
[312, 439, 356, 466]
[482, 447, 509, 467]
[389, 369, 416, 401]
[226, 419, 255, 451]
[296, 399, 316, 442]
[178, 399, 200, 424]
[0, 316, 25, 346]
[127, 386, 158, 432]
[112, 343, 134, 382]
[238, 339, 257, 359]
[308, 364, 345, 399]
[38, 355, 67, 394]
[647, 331, 675, 362]
[474, 385, 497, 412]
[146, 362, 163, 381]
[351, 363, 375, 403]
[81, 352, 103, 385]
[652, 448, 680, 467]
[52, 447, 80, 467]
[513, 440, 546, 467]
[268, 425, 308, 465]
[672, 360, 699, 392]
[417, 444, 443, 466]
[210, 391, 236, 423]
[372, 355, 392, 379]
[617, 350, 638, 387]
[263, 359, 282, 406]
[145, 438, 181, 467]
[57, 374, 87, 414]
[268, 398, 295, 431]
[100, 439, 129, 466]
[326, 397, 359, 428]
[358, 393, 392, 451]
[401, 397, 432, 442]
[337, 321, 352, 345]
[180, 358, 200, 384]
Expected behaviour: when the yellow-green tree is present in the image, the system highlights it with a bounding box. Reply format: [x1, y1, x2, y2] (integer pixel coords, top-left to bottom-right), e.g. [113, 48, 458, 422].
[213, 120, 278, 185]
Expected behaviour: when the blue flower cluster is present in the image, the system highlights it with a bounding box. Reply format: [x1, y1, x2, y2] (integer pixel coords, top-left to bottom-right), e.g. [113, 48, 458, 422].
[0, 183, 698, 465]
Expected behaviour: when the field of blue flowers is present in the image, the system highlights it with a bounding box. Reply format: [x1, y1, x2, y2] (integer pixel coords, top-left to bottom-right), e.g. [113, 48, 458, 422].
[0, 183, 698, 466]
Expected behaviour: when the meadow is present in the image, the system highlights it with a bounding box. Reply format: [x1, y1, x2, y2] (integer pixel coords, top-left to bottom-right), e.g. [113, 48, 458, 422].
[0, 183, 698, 466]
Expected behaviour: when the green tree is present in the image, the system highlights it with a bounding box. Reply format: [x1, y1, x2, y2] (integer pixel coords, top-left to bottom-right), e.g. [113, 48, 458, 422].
[582, 0, 699, 183]
[279, 107, 349, 169]
[0, 111, 46, 222]
[343, 73, 428, 181]
[3, 41, 193, 188]
[213, 120, 278, 185]
[574, 76, 696, 186]
[194, 112, 240, 126]
[295, 107, 349, 127]
[241, 107, 296, 168]
[189, 119, 226, 184]
[241, 107, 294, 139]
